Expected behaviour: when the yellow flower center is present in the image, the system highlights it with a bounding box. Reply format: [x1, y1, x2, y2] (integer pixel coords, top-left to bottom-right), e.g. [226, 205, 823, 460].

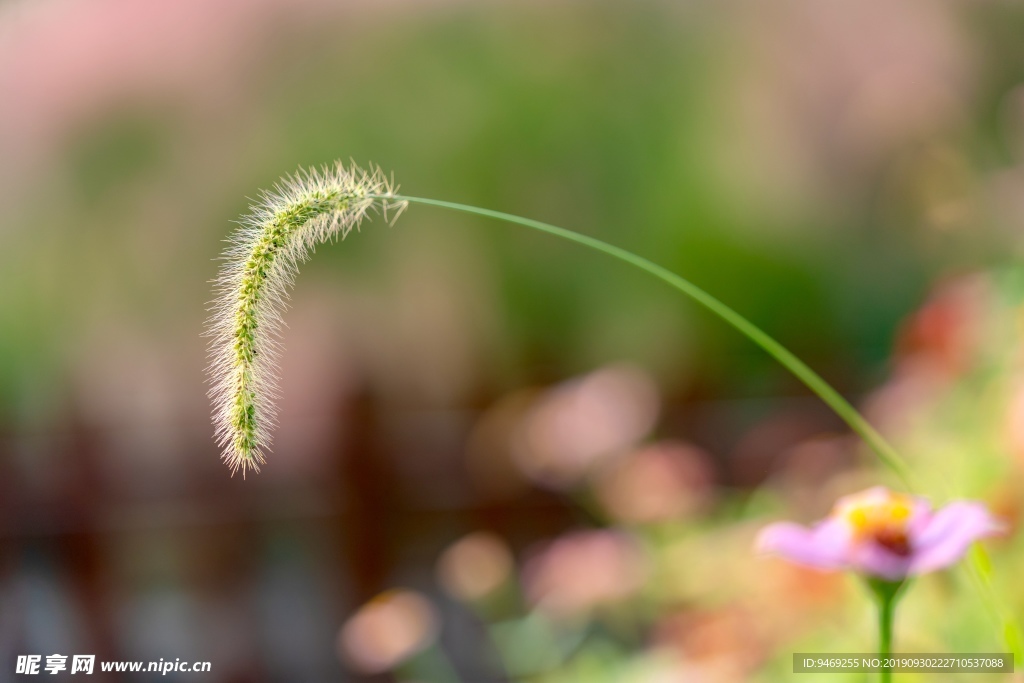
[834, 490, 914, 557]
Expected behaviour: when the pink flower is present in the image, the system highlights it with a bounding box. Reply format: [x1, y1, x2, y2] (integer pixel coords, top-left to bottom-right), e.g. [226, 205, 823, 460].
[756, 487, 1004, 580]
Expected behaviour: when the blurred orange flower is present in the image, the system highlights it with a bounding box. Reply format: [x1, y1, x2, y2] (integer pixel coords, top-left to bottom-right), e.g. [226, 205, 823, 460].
[436, 532, 514, 602]
[337, 590, 439, 674]
[593, 441, 714, 524]
[522, 530, 648, 621]
[513, 364, 659, 489]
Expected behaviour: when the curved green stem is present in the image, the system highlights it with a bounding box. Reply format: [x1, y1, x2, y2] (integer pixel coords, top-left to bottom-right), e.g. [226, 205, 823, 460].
[879, 595, 895, 683]
[390, 194, 914, 487]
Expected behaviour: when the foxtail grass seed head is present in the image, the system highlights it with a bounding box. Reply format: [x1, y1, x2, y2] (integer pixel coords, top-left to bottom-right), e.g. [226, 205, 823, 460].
[207, 161, 406, 475]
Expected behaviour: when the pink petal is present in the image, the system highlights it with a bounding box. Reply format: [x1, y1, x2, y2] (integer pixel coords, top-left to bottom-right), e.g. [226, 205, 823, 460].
[909, 501, 1005, 575]
[906, 497, 937, 535]
[756, 519, 852, 570]
[847, 542, 912, 580]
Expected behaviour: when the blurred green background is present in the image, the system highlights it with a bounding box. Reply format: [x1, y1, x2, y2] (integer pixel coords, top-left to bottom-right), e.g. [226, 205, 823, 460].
[1, 0, 1024, 681]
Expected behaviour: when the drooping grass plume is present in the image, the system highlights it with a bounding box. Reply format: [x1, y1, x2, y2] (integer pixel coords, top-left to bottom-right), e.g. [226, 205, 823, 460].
[209, 161, 911, 482]
[207, 161, 406, 475]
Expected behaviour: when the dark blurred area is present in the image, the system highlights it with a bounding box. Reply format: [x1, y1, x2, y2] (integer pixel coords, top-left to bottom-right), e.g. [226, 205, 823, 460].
[2, 0, 1024, 681]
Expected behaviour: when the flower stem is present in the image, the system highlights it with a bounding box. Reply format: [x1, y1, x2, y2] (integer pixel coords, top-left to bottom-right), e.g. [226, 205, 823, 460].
[879, 595, 895, 683]
[868, 579, 906, 683]
[390, 194, 914, 487]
